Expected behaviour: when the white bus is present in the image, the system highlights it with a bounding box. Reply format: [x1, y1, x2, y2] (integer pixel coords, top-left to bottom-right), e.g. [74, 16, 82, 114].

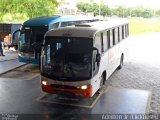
[40, 20, 129, 98]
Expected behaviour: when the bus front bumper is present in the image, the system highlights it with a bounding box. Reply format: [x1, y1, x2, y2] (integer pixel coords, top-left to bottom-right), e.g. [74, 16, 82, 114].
[41, 84, 93, 98]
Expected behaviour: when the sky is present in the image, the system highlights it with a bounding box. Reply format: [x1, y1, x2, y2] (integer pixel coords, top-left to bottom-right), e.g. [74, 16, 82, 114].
[77, 0, 160, 9]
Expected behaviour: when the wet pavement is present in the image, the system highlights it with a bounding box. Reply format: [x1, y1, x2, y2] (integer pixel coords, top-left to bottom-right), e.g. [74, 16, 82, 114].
[0, 59, 25, 75]
[0, 50, 18, 62]
[0, 50, 25, 75]
[0, 76, 151, 120]
[0, 33, 160, 119]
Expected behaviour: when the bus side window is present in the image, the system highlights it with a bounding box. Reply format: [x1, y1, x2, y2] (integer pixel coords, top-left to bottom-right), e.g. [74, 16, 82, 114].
[74, 21, 81, 25]
[125, 24, 129, 37]
[94, 33, 102, 54]
[114, 27, 119, 44]
[61, 22, 69, 27]
[122, 25, 125, 39]
[101, 33, 104, 52]
[103, 31, 108, 52]
[119, 26, 122, 41]
[49, 22, 59, 30]
[110, 29, 114, 48]
[128, 24, 129, 36]
[107, 31, 110, 48]
[113, 29, 115, 45]
[118, 27, 120, 42]
[68, 21, 76, 26]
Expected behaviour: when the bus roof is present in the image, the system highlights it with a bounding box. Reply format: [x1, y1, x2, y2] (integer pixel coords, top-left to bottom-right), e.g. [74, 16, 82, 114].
[23, 16, 60, 26]
[23, 15, 99, 27]
[45, 19, 129, 38]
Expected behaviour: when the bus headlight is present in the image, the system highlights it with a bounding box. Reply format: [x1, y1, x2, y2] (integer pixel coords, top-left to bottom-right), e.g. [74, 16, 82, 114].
[81, 85, 88, 90]
[42, 81, 48, 86]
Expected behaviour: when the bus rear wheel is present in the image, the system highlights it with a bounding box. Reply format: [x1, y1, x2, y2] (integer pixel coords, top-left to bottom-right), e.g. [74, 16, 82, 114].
[118, 54, 124, 69]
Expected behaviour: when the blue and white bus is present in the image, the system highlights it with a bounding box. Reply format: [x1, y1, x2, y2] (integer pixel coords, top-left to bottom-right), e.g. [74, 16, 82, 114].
[13, 15, 99, 64]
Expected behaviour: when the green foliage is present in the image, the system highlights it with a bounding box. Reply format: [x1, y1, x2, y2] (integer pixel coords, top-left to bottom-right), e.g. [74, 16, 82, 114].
[0, 0, 14, 20]
[76, 2, 111, 17]
[99, 3, 111, 17]
[0, 0, 60, 21]
[155, 9, 160, 17]
[112, 6, 124, 17]
[14, 0, 59, 19]
[76, 2, 159, 19]
[131, 6, 154, 18]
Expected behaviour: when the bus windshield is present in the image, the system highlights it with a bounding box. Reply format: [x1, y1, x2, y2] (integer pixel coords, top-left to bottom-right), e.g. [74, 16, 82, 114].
[19, 26, 48, 52]
[41, 37, 93, 81]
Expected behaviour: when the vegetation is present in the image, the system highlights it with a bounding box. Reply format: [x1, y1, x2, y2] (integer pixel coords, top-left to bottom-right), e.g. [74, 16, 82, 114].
[129, 18, 160, 35]
[76, 2, 110, 17]
[77, 2, 160, 35]
[0, 0, 60, 21]
[0, 0, 160, 35]
[76, 2, 159, 18]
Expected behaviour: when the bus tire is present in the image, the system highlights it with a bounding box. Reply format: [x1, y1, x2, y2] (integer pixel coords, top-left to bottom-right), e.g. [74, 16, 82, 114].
[100, 75, 104, 87]
[118, 54, 124, 69]
[99, 74, 105, 91]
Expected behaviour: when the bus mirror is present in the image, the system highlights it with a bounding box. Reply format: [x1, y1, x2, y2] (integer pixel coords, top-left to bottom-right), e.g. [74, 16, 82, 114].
[96, 53, 101, 63]
[20, 29, 25, 33]
[93, 47, 99, 53]
[93, 47, 101, 65]
[12, 29, 20, 41]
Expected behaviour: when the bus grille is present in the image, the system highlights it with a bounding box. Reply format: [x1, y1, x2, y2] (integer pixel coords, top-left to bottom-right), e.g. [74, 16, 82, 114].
[50, 84, 78, 89]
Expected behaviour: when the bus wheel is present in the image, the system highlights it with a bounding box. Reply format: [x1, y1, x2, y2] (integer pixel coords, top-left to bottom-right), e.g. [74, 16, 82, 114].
[98, 74, 106, 93]
[118, 54, 124, 69]
[99, 75, 105, 91]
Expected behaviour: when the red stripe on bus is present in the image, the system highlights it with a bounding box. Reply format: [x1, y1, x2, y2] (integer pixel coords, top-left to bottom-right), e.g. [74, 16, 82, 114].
[42, 84, 92, 98]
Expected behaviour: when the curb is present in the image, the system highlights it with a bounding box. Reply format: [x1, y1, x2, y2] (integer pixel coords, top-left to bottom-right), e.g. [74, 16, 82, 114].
[0, 58, 18, 62]
[0, 63, 27, 76]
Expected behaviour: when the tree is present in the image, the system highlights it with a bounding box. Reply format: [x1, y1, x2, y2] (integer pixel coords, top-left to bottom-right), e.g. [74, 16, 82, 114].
[14, 0, 59, 19]
[76, 2, 88, 13]
[99, 3, 111, 17]
[0, 0, 60, 20]
[76, 2, 111, 17]
[130, 6, 154, 18]
[155, 9, 160, 17]
[0, 0, 14, 20]
[112, 6, 125, 17]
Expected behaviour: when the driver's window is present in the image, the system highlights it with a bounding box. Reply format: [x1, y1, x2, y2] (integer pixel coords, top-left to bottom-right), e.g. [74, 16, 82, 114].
[20, 33, 25, 44]
[43, 45, 51, 66]
[94, 33, 102, 54]
[93, 49, 99, 76]
[93, 33, 102, 75]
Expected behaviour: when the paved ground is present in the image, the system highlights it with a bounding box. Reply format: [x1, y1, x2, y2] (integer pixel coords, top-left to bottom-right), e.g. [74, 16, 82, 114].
[0, 50, 18, 62]
[106, 32, 160, 115]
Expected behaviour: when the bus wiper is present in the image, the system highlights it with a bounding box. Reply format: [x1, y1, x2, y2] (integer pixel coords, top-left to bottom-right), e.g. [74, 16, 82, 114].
[68, 63, 76, 78]
[32, 42, 42, 47]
